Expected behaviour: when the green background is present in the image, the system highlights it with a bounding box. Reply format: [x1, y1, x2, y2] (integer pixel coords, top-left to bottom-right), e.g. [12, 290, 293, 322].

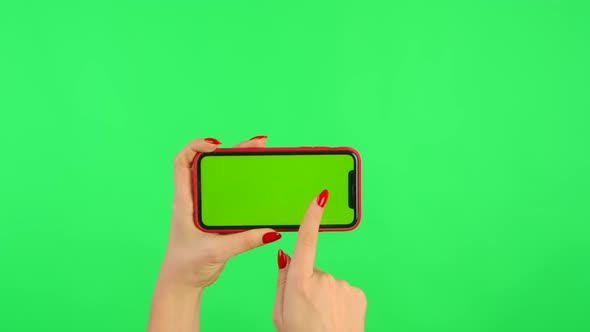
[1, 1, 589, 331]
[200, 154, 355, 226]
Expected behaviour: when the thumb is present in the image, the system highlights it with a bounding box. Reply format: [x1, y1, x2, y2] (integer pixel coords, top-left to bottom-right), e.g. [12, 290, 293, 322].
[218, 228, 282, 259]
[273, 249, 291, 327]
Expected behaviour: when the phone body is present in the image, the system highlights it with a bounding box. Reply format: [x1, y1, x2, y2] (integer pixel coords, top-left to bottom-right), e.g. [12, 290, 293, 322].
[192, 147, 361, 233]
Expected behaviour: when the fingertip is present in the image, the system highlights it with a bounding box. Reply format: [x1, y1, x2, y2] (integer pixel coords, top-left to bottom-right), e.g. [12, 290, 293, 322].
[278, 249, 288, 269]
[204, 138, 222, 145]
[263, 231, 282, 244]
[234, 136, 267, 148]
[175, 137, 219, 168]
[186, 137, 219, 153]
[317, 189, 329, 207]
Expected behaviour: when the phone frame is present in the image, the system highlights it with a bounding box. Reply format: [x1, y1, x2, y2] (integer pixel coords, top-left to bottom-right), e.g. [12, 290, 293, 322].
[191, 146, 362, 233]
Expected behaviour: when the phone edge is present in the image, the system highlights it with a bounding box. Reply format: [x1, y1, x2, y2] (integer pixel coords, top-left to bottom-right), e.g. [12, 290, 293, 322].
[192, 146, 362, 233]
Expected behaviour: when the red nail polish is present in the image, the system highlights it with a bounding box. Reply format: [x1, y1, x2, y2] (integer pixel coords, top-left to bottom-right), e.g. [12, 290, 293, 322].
[317, 189, 329, 207]
[250, 135, 267, 140]
[277, 249, 287, 269]
[262, 232, 282, 244]
[204, 138, 222, 145]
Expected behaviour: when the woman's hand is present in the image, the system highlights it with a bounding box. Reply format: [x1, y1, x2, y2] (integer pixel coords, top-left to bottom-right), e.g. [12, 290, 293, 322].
[148, 136, 281, 332]
[272, 190, 367, 332]
[159, 136, 281, 289]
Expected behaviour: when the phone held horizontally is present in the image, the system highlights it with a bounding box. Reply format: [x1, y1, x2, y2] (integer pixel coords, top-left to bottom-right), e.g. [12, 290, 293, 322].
[192, 146, 361, 233]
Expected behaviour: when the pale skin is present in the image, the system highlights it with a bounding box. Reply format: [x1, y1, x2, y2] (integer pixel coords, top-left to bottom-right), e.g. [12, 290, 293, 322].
[147, 136, 366, 332]
[273, 192, 367, 332]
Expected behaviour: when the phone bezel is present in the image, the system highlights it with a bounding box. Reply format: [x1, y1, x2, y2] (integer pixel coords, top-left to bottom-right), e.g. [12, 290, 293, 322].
[191, 147, 362, 233]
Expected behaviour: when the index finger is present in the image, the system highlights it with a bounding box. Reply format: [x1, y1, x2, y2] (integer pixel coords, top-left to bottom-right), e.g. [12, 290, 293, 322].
[289, 189, 329, 279]
[173, 137, 221, 170]
[172, 137, 221, 210]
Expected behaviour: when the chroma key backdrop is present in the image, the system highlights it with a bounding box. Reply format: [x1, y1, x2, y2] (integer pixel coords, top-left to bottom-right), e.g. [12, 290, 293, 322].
[0, 1, 589, 331]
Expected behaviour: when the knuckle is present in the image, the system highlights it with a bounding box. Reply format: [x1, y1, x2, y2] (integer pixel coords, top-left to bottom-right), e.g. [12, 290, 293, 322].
[336, 279, 350, 288]
[315, 270, 328, 280]
[353, 287, 367, 303]
[242, 234, 259, 250]
[173, 151, 186, 167]
[321, 274, 336, 289]
[276, 278, 287, 289]
[326, 274, 336, 283]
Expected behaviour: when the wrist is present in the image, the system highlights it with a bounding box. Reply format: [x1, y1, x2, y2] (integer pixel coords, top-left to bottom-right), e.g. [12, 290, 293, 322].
[155, 272, 203, 299]
[148, 273, 203, 332]
[158, 252, 197, 288]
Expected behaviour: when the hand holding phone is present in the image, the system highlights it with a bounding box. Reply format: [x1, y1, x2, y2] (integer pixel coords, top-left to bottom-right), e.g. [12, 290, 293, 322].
[148, 136, 285, 332]
[272, 190, 367, 332]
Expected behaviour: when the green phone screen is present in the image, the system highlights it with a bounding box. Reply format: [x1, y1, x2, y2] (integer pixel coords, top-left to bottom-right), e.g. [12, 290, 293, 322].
[197, 152, 358, 228]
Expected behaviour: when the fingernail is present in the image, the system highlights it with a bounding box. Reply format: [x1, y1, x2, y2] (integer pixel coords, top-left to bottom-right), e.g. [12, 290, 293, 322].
[277, 249, 287, 269]
[262, 232, 282, 244]
[204, 138, 222, 145]
[250, 135, 267, 140]
[317, 189, 329, 208]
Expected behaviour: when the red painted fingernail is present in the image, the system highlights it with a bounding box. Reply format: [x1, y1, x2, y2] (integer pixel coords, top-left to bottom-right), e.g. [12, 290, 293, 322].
[262, 232, 282, 244]
[250, 135, 267, 140]
[317, 189, 329, 207]
[204, 138, 222, 145]
[277, 249, 287, 269]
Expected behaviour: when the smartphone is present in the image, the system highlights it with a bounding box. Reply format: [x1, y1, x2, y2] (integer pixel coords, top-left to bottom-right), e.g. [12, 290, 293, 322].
[192, 147, 361, 232]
